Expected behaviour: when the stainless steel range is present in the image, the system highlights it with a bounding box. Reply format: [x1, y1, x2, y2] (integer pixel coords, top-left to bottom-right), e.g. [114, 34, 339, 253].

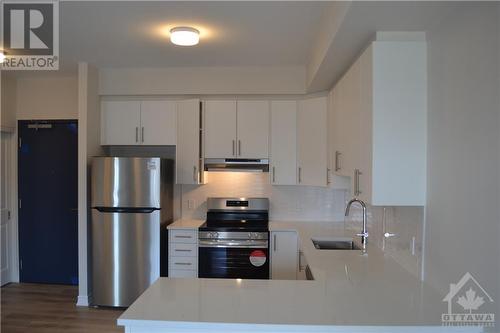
[198, 198, 270, 279]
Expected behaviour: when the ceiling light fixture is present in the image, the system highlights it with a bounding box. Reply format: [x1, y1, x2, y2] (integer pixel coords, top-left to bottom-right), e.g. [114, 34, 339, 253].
[0, 51, 6, 64]
[170, 27, 200, 46]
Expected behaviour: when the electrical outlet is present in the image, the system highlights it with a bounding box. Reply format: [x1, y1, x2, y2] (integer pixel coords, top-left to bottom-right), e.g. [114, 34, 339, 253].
[187, 199, 195, 210]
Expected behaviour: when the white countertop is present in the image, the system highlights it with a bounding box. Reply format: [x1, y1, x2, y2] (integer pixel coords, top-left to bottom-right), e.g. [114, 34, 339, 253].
[167, 219, 204, 229]
[118, 221, 481, 332]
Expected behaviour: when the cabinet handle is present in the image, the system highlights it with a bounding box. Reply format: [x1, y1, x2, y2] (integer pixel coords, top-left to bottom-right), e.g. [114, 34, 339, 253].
[232, 140, 235, 156]
[354, 169, 363, 196]
[298, 167, 302, 184]
[175, 235, 192, 239]
[174, 262, 192, 266]
[298, 251, 303, 272]
[193, 166, 197, 183]
[327, 168, 331, 185]
[135, 127, 139, 143]
[175, 249, 192, 252]
[141, 127, 144, 143]
[273, 234, 277, 252]
[335, 151, 341, 171]
[238, 140, 241, 156]
[272, 166, 276, 183]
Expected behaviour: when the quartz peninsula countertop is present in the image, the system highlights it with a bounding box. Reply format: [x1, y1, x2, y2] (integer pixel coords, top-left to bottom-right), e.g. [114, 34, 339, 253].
[118, 221, 481, 333]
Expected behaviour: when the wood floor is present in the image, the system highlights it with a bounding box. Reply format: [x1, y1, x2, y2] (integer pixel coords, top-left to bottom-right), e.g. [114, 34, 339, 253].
[1, 283, 124, 333]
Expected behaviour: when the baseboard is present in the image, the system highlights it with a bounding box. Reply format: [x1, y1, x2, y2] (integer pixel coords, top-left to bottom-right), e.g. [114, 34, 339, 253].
[76, 295, 89, 307]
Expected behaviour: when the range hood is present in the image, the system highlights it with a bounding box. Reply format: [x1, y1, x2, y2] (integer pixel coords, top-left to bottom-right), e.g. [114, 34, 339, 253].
[204, 158, 269, 172]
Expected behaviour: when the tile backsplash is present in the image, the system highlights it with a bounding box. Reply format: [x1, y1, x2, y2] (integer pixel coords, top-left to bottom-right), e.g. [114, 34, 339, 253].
[180, 172, 347, 222]
[346, 205, 424, 279]
[181, 172, 424, 279]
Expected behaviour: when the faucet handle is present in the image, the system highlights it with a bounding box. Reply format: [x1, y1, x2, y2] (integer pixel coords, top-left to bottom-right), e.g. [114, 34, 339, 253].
[356, 232, 369, 238]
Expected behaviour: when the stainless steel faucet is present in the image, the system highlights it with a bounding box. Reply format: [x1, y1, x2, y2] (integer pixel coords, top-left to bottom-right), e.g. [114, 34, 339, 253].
[345, 198, 368, 253]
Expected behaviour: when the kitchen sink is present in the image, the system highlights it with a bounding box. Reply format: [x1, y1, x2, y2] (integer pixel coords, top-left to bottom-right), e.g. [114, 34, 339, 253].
[311, 237, 360, 250]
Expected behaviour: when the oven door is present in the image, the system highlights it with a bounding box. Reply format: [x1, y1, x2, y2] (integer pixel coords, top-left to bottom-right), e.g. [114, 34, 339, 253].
[198, 239, 269, 279]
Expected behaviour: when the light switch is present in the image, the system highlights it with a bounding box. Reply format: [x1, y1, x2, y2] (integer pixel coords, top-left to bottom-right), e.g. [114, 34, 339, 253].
[187, 199, 195, 210]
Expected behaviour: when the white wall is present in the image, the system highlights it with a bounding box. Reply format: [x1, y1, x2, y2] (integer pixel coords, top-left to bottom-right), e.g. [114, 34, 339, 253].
[99, 66, 306, 95]
[424, 3, 500, 317]
[77, 63, 102, 306]
[16, 76, 78, 120]
[1, 73, 17, 129]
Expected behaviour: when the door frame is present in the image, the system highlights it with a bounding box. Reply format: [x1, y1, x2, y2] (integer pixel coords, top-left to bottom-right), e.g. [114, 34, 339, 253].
[1, 127, 20, 285]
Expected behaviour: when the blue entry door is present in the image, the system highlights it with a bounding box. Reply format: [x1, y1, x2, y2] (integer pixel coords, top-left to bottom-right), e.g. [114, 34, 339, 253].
[18, 120, 78, 285]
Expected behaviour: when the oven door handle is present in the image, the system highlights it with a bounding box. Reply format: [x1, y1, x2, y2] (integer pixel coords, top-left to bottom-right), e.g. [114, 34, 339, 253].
[199, 239, 268, 248]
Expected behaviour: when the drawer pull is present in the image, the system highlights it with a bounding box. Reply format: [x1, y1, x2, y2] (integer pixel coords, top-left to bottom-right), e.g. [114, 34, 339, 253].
[174, 249, 192, 252]
[174, 235, 192, 239]
[174, 262, 192, 266]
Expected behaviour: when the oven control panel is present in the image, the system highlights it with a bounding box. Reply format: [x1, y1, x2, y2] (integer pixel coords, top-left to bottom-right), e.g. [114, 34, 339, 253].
[199, 231, 268, 240]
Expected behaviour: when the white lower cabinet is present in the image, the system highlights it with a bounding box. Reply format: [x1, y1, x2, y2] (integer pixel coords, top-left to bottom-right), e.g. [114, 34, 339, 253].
[168, 229, 198, 278]
[270, 231, 298, 280]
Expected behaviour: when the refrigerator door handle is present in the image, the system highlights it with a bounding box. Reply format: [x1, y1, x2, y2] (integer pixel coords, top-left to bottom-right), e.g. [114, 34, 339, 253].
[94, 207, 158, 214]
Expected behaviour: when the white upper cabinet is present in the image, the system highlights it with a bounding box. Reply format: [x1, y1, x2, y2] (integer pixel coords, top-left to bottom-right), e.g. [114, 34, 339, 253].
[330, 41, 427, 206]
[270, 101, 297, 185]
[176, 99, 204, 185]
[101, 100, 176, 146]
[204, 100, 269, 159]
[140, 101, 177, 145]
[101, 101, 141, 145]
[204, 100, 237, 158]
[236, 101, 269, 159]
[297, 96, 328, 187]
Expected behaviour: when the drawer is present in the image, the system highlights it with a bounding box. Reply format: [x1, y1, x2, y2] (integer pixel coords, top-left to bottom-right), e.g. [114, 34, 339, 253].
[169, 256, 197, 270]
[169, 269, 198, 278]
[170, 230, 197, 244]
[170, 242, 197, 257]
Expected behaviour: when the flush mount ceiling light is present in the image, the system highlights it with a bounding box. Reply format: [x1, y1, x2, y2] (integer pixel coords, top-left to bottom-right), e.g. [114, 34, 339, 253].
[0, 51, 6, 64]
[170, 27, 200, 46]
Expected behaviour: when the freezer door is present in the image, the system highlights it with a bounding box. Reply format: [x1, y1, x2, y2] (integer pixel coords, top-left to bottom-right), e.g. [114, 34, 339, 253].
[91, 157, 161, 208]
[91, 209, 160, 307]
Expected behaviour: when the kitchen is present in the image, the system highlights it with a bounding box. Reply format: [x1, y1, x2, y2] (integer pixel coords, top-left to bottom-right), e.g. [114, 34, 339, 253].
[0, 1, 499, 333]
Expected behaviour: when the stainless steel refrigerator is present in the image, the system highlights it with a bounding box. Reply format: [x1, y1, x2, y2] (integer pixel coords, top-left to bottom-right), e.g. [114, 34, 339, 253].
[90, 157, 173, 307]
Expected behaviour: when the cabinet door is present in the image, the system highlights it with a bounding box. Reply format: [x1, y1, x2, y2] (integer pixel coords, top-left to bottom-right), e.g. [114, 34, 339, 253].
[204, 100, 237, 158]
[177, 99, 202, 185]
[140, 101, 177, 145]
[236, 101, 269, 158]
[270, 101, 297, 185]
[270, 231, 298, 280]
[357, 46, 373, 203]
[331, 79, 350, 177]
[101, 101, 141, 145]
[297, 97, 328, 186]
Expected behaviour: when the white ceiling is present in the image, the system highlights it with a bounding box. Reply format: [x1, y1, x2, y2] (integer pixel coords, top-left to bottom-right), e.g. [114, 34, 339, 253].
[60, 1, 329, 69]
[9, 1, 461, 92]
